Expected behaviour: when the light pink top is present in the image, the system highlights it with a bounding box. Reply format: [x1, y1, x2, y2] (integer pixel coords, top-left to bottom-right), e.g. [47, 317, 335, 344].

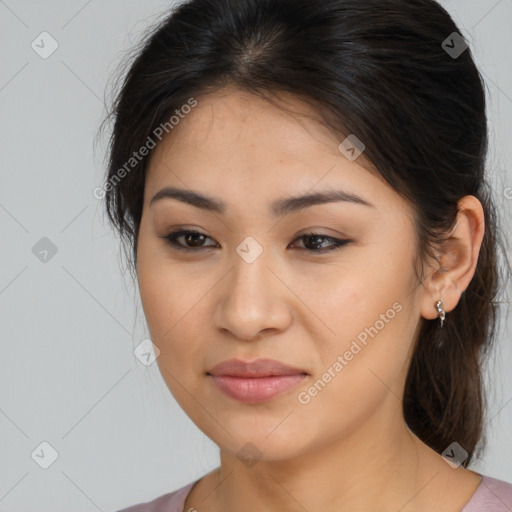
[114, 473, 512, 512]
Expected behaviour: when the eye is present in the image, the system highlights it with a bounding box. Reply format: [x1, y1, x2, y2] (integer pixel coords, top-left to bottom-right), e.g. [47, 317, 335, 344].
[161, 230, 218, 251]
[289, 232, 351, 253]
[161, 229, 351, 253]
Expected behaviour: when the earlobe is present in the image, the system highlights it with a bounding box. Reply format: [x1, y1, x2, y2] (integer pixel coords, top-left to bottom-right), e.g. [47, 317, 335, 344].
[420, 195, 485, 323]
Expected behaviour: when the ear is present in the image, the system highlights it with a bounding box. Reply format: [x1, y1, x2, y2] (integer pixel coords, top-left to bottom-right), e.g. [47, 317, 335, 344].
[420, 195, 485, 321]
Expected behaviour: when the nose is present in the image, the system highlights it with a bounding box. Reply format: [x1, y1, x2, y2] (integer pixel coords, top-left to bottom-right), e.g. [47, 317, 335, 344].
[213, 249, 292, 341]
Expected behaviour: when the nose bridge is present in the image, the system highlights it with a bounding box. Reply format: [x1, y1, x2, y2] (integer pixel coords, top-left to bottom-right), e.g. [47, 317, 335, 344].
[230, 235, 275, 306]
[215, 235, 290, 339]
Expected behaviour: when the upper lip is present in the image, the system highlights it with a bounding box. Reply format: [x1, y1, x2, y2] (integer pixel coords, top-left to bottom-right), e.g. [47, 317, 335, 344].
[207, 358, 308, 377]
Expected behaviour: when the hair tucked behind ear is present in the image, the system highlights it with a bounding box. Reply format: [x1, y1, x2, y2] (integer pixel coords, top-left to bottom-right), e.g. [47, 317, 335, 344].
[403, 181, 507, 464]
[98, 0, 511, 466]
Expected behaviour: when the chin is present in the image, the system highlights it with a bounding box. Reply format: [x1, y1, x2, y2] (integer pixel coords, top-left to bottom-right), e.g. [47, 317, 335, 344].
[205, 413, 317, 463]
[218, 435, 309, 465]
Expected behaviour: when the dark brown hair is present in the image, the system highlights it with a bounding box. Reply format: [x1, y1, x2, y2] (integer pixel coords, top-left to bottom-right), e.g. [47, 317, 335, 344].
[98, 0, 511, 467]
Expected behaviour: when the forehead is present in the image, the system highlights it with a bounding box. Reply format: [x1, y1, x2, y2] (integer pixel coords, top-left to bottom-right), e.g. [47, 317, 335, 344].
[144, 86, 406, 218]
[151, 86, 344, 161]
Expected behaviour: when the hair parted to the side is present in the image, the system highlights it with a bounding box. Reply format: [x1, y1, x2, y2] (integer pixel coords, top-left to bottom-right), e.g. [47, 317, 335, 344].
[98, 0, 511, 467]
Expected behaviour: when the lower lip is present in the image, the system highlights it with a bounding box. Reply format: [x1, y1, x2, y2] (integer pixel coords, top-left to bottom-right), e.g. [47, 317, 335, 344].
[208, 374, 308, 403]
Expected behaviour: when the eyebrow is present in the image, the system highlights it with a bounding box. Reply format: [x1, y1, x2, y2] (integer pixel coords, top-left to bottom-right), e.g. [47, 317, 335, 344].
[149, 186, 375, 216]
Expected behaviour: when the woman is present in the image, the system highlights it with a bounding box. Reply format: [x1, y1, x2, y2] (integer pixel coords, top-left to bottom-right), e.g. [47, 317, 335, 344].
[100, 0, 512, 510]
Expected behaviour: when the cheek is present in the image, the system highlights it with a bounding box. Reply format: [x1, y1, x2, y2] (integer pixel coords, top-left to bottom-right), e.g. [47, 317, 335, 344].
[139, 270, 200, 350]
[292, 292, 412, 447]
[313, 256, 415, 380]
[137, 232, 191, 339]
[137, 263, 170, 339]
[137, 257, 209, 378]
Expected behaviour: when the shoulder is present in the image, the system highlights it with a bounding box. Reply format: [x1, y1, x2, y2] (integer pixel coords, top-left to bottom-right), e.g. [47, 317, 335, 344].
[462, 473, 512, 512]
[113, 479, 197, 512]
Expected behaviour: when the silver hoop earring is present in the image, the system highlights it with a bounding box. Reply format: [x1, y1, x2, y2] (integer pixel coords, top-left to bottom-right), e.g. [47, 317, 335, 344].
[435, 299, 446, 329]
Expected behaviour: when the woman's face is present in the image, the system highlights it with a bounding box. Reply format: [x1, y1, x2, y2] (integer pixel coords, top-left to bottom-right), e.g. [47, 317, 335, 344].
[136, 86, 429, 461]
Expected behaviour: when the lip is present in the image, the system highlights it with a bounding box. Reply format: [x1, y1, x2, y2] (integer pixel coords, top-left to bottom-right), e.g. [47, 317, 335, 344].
[207, 358, 309, 404]
[207, 358, 308, 377]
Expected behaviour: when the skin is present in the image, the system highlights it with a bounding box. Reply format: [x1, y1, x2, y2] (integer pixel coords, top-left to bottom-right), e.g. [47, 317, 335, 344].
[136, 85, 485, 512]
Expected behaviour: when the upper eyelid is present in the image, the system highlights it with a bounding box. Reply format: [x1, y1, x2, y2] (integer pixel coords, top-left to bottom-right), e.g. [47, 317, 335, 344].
[166, 229, 342, 240]
[164, 229, 348, 249]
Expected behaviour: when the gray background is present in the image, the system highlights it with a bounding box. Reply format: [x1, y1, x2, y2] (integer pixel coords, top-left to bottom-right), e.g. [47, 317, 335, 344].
[0, 1, 511, 511]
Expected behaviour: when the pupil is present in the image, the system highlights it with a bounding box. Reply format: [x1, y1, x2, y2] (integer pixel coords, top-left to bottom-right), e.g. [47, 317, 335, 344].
[186, 233, 204, 246]
[307, 235, 323, 249]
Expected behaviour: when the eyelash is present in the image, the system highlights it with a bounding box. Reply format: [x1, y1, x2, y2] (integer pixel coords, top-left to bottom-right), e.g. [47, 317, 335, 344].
[161, 230, 351, 253]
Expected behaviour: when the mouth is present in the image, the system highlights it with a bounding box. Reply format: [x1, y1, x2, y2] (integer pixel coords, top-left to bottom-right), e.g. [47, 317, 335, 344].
[206, 358, 309, 404]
